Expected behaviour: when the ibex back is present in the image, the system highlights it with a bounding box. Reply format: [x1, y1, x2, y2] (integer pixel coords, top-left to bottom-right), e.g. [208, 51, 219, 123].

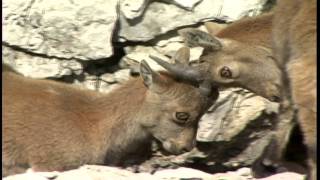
[2, 48, 218, 177]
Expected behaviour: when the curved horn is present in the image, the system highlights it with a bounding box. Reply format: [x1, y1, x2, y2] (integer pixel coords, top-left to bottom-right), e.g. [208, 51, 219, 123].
[199, 79, 212, 97]
[173, 46, 190, 64]
[149, 55, 204, 84]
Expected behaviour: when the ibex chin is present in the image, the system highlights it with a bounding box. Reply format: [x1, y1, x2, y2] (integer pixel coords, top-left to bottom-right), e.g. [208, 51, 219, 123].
[272, 0, 317, 179]
[2, 47, 218, 177]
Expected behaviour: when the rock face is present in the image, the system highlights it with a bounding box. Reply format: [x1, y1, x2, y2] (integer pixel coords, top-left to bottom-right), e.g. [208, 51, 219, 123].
[2, 0, 300, 179]
[197, 88, 279, 142]
[3, 0, 118, 60]
[2, 46, 83, 78]
[118, 0, 267, 41]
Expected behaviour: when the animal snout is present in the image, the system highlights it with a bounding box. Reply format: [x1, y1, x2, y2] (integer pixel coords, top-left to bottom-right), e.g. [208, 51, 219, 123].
[270, 95, 281, 102]
[266, 84, 282, 102]
[162, 139, 196, 155]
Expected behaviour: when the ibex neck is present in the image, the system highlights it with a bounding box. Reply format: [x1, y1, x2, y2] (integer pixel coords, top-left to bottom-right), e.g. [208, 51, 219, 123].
[90, 77, 151, 164]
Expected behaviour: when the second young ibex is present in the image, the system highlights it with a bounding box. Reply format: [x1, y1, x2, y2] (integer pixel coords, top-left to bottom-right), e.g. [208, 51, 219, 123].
[152, 13, 282, 103]
[2, 47, 218, 177]
[272, 0, 317, 179]
[151, 10, 315, 178]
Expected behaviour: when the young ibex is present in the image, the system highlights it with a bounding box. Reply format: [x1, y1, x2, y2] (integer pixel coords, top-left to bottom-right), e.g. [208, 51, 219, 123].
[149, 12, 304, 176]
[152, 12, 282, 103]
[272, 0, 317, 179]
[152, 5, 316, 179]
[2, 47, 218, 177]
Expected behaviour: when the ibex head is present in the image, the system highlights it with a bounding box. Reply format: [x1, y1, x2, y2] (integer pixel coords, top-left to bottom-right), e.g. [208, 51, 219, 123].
[140, 47, 218, 154]
[174, 28, 282, 102]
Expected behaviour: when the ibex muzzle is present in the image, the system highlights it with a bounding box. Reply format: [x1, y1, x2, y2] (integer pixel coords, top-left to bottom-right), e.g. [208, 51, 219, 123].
[2, 47, 218, 176]
[145, 47, 218, 155]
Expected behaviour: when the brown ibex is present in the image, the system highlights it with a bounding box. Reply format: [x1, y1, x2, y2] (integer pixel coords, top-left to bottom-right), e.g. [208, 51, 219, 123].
[152, 6, 316, 179]
[152, 12, 282, 103]
[2, 47, 218, 177]
[149, 12, 305, 176]
[272, 0, 317, 179]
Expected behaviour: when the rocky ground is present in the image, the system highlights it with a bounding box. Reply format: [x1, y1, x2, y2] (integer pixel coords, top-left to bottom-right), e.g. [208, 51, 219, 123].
[4, 165, 305, 180]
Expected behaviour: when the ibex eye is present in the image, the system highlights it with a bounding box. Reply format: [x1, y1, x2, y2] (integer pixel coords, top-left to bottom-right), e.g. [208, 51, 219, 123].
[175, 112, 190, 123]
[220, 66, 232, 78]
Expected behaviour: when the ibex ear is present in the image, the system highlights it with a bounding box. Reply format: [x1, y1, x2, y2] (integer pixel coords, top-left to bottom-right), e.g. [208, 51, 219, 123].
[178, 28, 222, 51]
[204, 22, 227, 36]
[140, 60, 166, 92]
[173, 46, 190, 64]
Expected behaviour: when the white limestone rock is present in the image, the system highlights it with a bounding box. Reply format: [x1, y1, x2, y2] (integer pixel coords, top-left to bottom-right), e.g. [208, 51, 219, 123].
[3, 0, 118, 60]
[118, 0, 267, 41]
[2, 46, 83, 78]
[120, 0, 150, 19]
[197, 88, 279, 142]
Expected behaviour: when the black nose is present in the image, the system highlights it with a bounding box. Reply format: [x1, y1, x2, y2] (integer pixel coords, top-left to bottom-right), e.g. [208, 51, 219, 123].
[270, 95, 281, 102]
[181, 141, 196, 153]
[181, 147, 191, 153]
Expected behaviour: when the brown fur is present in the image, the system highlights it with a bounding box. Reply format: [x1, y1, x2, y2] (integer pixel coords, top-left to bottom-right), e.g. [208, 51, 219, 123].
[207, 13, 297, 177]
[204, 4, 316, 178]
[272, 0, 317, 179]
[2, 63, 216, 177]
[213, 12, 273, 48]
[179, 13, 282, 102]
[180, 13, 307, 176]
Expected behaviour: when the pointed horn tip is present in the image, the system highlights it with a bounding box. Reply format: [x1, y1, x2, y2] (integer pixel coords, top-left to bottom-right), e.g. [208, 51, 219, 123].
[140, 59, 149, 66]
[199, 80, 213, 96]
[177, 46, 191, 55]
[178, 46, 190, 51]
[148, 55, 169, 65]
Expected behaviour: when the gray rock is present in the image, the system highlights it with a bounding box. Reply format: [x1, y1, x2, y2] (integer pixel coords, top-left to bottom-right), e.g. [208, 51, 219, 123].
[162, 0, 203, 10]
[120, 30, 206, 72]
[3, 0, 118, 60]
[118, 0, 267, 41]
[3, 166, 214, 180]
[76, 69, 131, 93]
[120, 0, 150, 19]
[197, 88, 278, 142]
[257, 172, 305, 180]
[120, 45, 171, 71]
[2, 46, 83, 78]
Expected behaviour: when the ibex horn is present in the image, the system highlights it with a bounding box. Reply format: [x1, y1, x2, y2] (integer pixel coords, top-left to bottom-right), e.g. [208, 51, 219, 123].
[149, 55, 204, 84]
[199, 79, 212, 97]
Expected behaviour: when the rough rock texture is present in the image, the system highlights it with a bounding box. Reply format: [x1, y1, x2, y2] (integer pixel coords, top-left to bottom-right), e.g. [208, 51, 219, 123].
[75, 69, 131, 93]
[119, 25, 208, 73]
[3, 0, 267, 78]
[2, 46, 83, 78]
[197, 88, 279, 142]
[3, 166, 305, 180]
[120, 0, 150, 19]
[165, 0, 203, 10]
[3, 0, 118, 60]
[119, 33, 205, 69]
[118, 0, 267, 41]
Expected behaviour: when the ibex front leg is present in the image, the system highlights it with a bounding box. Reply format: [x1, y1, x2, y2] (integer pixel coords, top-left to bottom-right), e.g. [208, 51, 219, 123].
[253, 97, 297, 177]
